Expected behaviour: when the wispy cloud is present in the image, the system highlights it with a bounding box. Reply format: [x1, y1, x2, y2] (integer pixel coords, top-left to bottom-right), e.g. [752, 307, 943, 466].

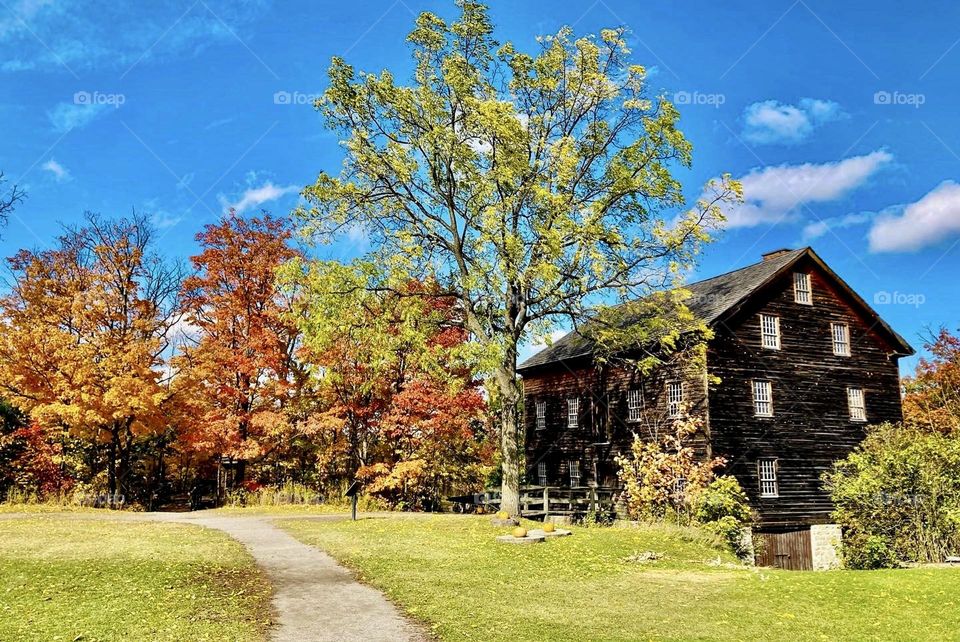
[741, 98, 846, 145]
[869, 181, 960, 253]
[801, 211, 873, 242]
[0, 0, 269, 73]
[218, 180, 299, 214]
[722, 150, 892, 228]
[47, 101, 109, 132]
[41, 158, 70, 181]
[204, 117, 234, 130]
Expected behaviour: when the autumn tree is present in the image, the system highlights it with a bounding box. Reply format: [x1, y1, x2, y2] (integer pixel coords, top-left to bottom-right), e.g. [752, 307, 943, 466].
[0, 212, 181, 497]
[296, 2, 739, 513]
[282, 260, 492, 501]
[177, 212, 303, 485]
[903, 328, 960, 434]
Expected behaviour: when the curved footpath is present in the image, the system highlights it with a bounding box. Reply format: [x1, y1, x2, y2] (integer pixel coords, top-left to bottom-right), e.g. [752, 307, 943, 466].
[1, 511, 427, 642]
[155, 513, 427, 642]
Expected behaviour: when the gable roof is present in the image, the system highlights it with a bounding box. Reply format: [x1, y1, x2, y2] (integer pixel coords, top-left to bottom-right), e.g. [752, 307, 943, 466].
[517, 247, 913, 372]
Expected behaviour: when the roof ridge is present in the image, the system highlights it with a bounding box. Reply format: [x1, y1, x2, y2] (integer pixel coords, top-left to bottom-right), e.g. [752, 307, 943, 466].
[683, 247, 807, 289]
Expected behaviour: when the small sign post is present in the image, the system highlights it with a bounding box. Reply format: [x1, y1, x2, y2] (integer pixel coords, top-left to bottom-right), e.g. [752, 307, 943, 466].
[345, 480, 362, 521]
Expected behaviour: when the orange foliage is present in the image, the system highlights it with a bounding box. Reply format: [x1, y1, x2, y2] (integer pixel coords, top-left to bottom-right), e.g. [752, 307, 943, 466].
[175, 212, 302, 481]
[903, 328, 960, 434]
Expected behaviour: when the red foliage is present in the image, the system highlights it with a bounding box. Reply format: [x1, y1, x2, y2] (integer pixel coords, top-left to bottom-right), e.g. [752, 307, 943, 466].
[1, 422, 73, 497]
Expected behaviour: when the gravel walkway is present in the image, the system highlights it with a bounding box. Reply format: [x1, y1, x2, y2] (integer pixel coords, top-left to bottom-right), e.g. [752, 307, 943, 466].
[154, 513, 428, 642]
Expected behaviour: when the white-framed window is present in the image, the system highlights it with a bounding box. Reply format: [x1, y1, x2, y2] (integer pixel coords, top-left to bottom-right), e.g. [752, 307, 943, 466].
[627, 389, 643, 422]
[832, 322, 851, 356]
[848, 387, 866, 422]
[568, 460, 581, 487]
[666, 381, 683, 417]
[537, 461, 548, 486]
[794, 272, 812, 305]
[753, 380, 773, 417]
[760, 314, 781, 350]
[566, 397, 579, 429]
[535, 400, 546, 431]
[758, 458, 779, 498]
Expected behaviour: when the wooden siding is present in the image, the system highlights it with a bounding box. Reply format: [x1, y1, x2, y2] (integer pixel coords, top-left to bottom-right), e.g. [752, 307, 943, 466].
[523, 359, 709, 489]
[707, 255, 904, 526]
[520, 253, 907, 528]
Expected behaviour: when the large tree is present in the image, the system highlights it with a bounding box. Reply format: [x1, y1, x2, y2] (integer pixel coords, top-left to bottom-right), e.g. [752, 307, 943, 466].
[177, 212, 303, 485]
[0, 212, 181, 497]
[297, 2, 739, 514]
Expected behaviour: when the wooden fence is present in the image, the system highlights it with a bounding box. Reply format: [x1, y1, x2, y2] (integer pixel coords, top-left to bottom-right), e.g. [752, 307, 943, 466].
[478, 486, 618, 519]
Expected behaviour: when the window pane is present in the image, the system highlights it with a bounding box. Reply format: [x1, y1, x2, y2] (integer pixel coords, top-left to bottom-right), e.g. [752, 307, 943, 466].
[761, 314, 780, 349]
[758, 458, 778, 497]
[627, 389, 642, 422]
[567, 398, 579, 428]
[832, 323, 850, 356]
[535, 400, 546, 430]
[569, 460, 580, 486]
[667, 381, 683, 417]
[753, 380, 773, 416]
[537, 461, 548, 486]
[848, 387, 866, 421]
[794, 272, 812, 304]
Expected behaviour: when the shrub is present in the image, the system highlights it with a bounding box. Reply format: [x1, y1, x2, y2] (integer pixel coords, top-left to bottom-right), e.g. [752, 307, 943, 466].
[824, 422, 960, 568]
[615, 413, 724, 522]
[841, 532, 897, 570]
[691, 476, 754, 558]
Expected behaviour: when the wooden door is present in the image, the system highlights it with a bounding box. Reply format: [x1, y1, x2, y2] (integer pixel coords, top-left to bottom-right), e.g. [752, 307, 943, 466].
[756, 528, 813, 571]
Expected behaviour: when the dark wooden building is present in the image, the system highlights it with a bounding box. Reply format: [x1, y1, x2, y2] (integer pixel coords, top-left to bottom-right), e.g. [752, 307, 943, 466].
[518, 248, 913, 563]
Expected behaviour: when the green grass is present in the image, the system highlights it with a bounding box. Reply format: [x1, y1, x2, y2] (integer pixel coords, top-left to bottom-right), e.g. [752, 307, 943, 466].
[0, 516, 272, 641]
[280, 514, 960, 642]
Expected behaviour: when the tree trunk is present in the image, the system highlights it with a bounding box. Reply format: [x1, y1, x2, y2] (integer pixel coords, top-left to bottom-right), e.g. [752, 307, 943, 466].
[499, 397, 521, 516]
[107, 427, 118, 497]
[496, 357, 522, 516]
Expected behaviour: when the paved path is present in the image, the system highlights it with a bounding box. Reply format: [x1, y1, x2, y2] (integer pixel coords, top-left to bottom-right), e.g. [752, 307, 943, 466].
[154, 513, 428, 642]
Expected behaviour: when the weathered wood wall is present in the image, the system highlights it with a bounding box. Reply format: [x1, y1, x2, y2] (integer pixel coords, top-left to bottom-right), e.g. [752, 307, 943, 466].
[522, 357, 708, 489]
[520, 254, 907, 527]
[707, 254, 904, 526]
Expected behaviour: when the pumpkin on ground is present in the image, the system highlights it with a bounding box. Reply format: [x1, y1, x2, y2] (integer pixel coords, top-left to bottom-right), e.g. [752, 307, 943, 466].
[543, 523, 556, 533]
[512, 527, 528, 538]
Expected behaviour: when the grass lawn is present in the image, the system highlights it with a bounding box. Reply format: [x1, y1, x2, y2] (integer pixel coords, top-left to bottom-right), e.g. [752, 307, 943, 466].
[281, 514, 960, 642]
[0, 516, 272, 641]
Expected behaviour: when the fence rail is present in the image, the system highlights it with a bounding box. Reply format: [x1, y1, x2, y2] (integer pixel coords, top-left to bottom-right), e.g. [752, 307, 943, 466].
[470, 486, 618, 518]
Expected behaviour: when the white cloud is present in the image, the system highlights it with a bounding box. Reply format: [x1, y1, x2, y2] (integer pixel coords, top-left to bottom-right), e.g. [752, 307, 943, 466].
[742, 98, 846, 145]
[41, 158, 70, 182]
[47, 101, 109, 132]
[801, 212, 872, 242]
[723, 150, 893, 228]
[219, 181, 299, 215]
[869, 181, 960, 253]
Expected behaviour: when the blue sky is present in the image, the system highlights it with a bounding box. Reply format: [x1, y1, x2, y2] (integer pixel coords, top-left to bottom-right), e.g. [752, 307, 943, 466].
[2, 0, 959, 373]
